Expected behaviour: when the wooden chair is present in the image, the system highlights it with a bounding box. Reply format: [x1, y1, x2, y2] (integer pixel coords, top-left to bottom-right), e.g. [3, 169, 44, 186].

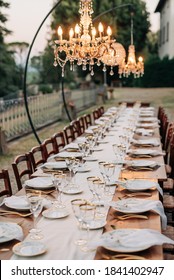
[51, 131, 66, 153]
[76, 116, 86, 133]
[162, 225, 174, 254]
[83, 113, 92, 128]
[92, 109, 100, 121]
[12, 153, 33, 191]
[29, 145, 47, 172]
[0, 169, 12, 197]
[98, 106, 104, 116]
[42, 138, 56, 159]
[63, 125, 75, 144]
[70, 119, 82, 138]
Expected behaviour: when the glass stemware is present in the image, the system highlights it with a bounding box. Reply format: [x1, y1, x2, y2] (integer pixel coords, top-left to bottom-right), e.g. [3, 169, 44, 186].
[87, 176, 100, 201]
[71, 198, 87, 246]
[52, 173, 67, 208]
[25, 189, 44, 240]
[79, 202, 96, 252]
[93, 179, 105, 217]
[65, 157, 76, 186]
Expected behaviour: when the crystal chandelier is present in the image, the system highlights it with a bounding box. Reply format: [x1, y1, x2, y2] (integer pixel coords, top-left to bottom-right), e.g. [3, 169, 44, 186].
[118, 13, 144, 78]
[53, 0, 126, 77]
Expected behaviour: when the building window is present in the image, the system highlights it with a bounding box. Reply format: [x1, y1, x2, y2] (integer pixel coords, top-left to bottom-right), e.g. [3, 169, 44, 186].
[163, 26, 165, 44]
[166, 22, 169, 42]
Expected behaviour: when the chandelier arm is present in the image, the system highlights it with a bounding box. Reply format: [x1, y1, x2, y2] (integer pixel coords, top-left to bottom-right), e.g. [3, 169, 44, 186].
[23, 0, 63, 144]
[131, 13, 134, 45]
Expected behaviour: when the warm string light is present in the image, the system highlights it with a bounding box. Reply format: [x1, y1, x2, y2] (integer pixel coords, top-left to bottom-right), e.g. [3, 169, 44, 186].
[53, 0, 126, 77]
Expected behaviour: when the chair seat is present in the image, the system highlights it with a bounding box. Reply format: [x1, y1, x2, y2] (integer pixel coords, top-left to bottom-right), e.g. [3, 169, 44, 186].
[163, 194, 174, 210]
[162, 225, 174, 253]
[163, 178, 174, 192]
[163, 253, 174, 260]
[165, 164, 172, 175]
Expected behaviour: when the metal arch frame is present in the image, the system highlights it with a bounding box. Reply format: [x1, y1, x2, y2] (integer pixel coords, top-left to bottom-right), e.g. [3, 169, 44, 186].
[23, 0, 63, 144]
[23, 0, 133, 144]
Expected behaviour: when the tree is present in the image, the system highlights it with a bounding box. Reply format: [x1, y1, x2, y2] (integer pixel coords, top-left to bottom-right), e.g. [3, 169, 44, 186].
[8, 41, 29, 89]
[0, 1, 20, 98]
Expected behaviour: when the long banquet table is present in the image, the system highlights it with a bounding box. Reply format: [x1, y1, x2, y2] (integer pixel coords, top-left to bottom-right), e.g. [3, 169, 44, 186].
[0, 105, 168, 260]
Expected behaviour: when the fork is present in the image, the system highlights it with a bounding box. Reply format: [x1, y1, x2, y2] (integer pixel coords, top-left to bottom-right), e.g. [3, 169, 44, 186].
[102, 252, 146, 260]
[114, 213, 148, 220]
[123, 192, 152, 198]
[0, 210, 32, 217]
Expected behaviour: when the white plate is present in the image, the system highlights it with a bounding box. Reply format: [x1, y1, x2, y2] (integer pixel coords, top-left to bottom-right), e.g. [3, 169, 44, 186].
[0, 222, 23, 243]
[133, 139, 160, 146]
[83, 156, 98, 161]
[25, 177, 53, 190]
[127, 160, 156, 168]
[77, 166, 91, 173]
[99, 229, 169, 253]
[42, 161, 67, 170]
[62, 187, 83, 194]
[92, 147, 103, 151]
[56, 151, 82, 158]
[97, 140, 109, 144]
[42, 208, 69, 219]
[128, 149, 154, 156]
[137, 123, 159, 128]
[5, 196, 30, 211]
[13, 241, 46, 257]
[110, 198, 151, 214]
[125, 179, 158, 192]
[82, 219, 106, 230]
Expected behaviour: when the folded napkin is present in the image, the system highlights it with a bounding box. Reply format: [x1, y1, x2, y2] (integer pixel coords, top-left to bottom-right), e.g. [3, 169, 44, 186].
[135, 129, 154, 136]
[132, 139, 160, 147]
[89, 228, 174, 250]
[41, 161, 67, 170]
[124, 180, 163, 196]
[0, 222, 23, 242]
[25, 177, 53, 189]
[110, 198, 167, 229]
[56, 151, 82, 158]
[3, 196, 29, 208]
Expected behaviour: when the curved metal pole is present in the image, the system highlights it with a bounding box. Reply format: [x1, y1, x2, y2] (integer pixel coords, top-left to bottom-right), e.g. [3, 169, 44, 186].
[93, 3, 132, 22]
[23, 0, 63, 144]
[61, 77, 72, 122]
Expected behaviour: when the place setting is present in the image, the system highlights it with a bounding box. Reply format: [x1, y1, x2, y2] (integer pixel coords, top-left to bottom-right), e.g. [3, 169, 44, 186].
[118, 179, 163, 196]
[90, 228, 174, 256]
[109, 198, 167, 229]
[131, 138, 160, 147]
[128, 148, 165, 158]
[124, 160, 161, 171]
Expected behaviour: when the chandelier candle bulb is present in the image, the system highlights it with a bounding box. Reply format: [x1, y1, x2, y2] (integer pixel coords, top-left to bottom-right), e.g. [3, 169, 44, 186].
[69, 28, 74, 41]
[98, 22, 104, 38]
[57, 26, 63, 41]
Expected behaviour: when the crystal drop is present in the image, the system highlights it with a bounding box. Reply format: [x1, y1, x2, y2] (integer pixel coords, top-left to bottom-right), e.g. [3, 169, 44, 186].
[53, 61, 58, 67]
[110, 69, 114, 76]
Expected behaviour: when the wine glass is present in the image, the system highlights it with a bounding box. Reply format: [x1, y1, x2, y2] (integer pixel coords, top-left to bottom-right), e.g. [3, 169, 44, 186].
[93, 179, 105, 217]
[65, 157, 76, 186]
[79, 202, 96, 252]
[52, 173, 67, 208]
[87, 176, 100, 201]
[71, 198, 87, 246]
[25, 189, 44, 240]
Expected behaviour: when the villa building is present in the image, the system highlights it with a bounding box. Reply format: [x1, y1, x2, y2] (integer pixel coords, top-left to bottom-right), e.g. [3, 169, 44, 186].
[155, 0, 174, 59]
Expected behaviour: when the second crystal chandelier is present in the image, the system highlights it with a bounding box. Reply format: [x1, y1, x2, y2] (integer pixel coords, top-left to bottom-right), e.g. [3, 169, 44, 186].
[53, 0, 126, 77]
